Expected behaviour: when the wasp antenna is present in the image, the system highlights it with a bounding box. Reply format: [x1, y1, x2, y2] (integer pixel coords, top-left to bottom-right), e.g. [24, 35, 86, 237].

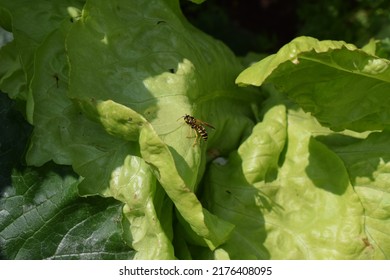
[177, 114, 190, 121]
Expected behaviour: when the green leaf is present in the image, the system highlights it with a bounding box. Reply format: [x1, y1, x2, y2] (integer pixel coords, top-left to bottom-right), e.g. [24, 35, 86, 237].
[2, 0, 390, 260]
[84, 98, 235, 250]
[0, 0, 86, 122]
[0, 6, 12, 31]
[63, 0, 256, 251]
[0, 40, 26, 100]
[26, 24, 130, 198]
[23, 0, 248, 256]
[0, 166, 134, 259]
[109, 155, 175, 259]
[238, 104, 287, 184]
[187, 0, 206, 4]
[236, 36, 390, 132]
[236, 36, 358, 87]
[325, 131, 390, 259]
[200, 104, 287, 259]
[202, 100, 371, 259]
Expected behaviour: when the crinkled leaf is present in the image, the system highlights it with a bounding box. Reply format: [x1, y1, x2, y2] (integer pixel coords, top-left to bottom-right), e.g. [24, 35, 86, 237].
[24, 25, 171, 259]
[7, 0, 386, 261]
[238, 104, 287, 184]
[0, 0, 86, 122]
[138, 110, 235, 249]
[62, 0, 256, 251]
[200, 104, 287, 259]
[237, 36, 390, 132]
[0, 166, 133, 260]
[236, 36, 357, 87]
[202, 100, 372, 259]
[20, 0, 248, 256]
[80, 98, 235, 250]
[110, 155, 174, 259]
[25, 24, 130, 198]
[66, 0, 257, 156]
[324, 131, 390, 259]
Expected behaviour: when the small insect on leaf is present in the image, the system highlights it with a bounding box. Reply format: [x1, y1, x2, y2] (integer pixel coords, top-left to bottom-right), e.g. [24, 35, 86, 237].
[52, 73, 59, 88]
[179, 114, 215, 146]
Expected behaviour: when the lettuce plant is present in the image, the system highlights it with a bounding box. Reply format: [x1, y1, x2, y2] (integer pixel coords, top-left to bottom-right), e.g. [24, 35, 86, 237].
[1, 0, 389, 259]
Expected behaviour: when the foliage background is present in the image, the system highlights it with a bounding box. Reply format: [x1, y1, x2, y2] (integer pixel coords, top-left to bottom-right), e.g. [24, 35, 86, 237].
[182, 0, 390, 55]
[1, 0, 390, 260]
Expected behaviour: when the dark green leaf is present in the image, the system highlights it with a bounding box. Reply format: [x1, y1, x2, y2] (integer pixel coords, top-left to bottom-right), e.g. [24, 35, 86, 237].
[0, 166, 134, 259]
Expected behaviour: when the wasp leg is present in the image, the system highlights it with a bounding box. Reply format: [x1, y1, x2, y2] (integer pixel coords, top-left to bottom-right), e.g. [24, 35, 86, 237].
[186, 127, 195, 139]
[185, 128, 198, 146]
[186, 128, 191, 138]
[192, 132, 199, 146]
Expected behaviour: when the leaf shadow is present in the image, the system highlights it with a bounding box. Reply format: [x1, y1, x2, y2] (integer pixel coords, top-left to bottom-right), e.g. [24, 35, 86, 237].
[314, 131, 390, 186]
[306, 137, 350, 195]
[196, 153, 276, 260]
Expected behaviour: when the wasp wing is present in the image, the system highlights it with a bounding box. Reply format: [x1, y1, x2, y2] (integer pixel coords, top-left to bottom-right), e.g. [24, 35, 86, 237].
[199, 120, 215, 129]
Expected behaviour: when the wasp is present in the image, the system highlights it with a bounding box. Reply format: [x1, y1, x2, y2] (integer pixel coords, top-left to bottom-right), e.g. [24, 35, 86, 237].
[179, 114, 215, 145]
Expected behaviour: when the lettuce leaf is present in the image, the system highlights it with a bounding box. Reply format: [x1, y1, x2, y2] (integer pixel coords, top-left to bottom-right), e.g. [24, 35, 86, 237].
[201, 99, 371, 259]
[232, 36, 390, 259]
[2, 1, 390, 260]
[325, 131, 390, 259]
[2, 0, 258, 258]
[65, 0, 252, 253]
[0, 166, 133, 259]
[237, 36, 390, 132]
